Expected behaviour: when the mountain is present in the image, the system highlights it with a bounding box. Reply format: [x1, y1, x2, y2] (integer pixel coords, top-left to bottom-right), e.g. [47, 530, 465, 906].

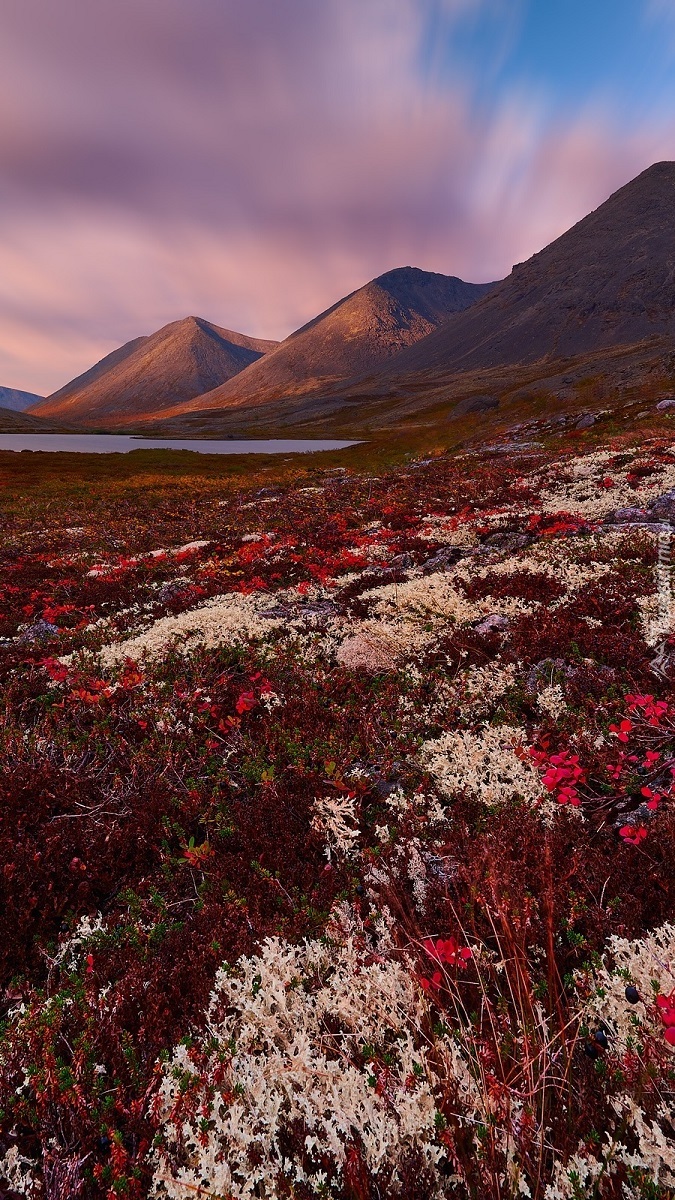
[0, 386, 44, 412]
[29, 318, 279, 425]
[0, 406, 70, 433]
[143, 268, 497, 422]
[373, 162, 675, 381]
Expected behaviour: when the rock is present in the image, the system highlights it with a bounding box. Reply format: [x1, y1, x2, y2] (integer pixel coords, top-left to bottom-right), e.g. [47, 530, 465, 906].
[17, 620, 60, 644]
[646, 489, 675, 521]
[575, 413, 596, 430]
[481, 531, 532, 551]
[525, 657, 567, 697]
[656, 397, 675, 410]
[474, 614, 508, 636]
[389, 551, 416, 569]
[450, 394, 499, 419]
[421, 546, 465, 573]
[606, 507, 648, 524]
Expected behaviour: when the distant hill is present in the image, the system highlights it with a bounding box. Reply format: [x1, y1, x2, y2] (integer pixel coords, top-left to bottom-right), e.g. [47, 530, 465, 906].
[0, 386, 44, 412]
[29, 318, 279, 425]
[374, 161, 675, 381]
[145, 268, 498, 422]
[0, 406, 69, 433]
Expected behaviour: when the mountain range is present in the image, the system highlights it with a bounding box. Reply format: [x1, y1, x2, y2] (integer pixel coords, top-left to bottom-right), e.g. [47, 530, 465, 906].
[29, 269, 494, 426]
[0, 386, 44, 412]
[20, 161, 675, 436]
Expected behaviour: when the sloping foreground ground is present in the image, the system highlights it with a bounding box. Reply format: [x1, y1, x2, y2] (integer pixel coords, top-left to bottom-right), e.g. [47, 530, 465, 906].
[1, 429, 675, 1199]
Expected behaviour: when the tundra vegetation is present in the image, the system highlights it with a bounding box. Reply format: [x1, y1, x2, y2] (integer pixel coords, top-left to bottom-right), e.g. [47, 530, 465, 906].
[1, 422, 675, 1199]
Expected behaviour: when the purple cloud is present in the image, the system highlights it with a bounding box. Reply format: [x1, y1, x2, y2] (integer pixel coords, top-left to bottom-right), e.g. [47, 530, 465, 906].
[0, 0, 673, 392]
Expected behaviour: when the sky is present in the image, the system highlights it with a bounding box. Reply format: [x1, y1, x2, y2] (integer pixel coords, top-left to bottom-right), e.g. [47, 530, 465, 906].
[1, 0, 675, 394]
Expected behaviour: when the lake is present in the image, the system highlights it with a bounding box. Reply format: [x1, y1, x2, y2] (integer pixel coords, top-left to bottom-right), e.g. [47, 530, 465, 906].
[0, 434, 360, 455]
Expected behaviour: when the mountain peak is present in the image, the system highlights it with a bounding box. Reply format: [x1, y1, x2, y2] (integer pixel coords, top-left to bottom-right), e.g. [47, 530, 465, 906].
[30, 318, 280, 424]
[383, 161, 675, 378]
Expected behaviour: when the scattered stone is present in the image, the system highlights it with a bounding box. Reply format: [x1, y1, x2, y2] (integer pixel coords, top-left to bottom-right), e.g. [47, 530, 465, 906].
[606, 507, 649, 524]
[575, 413, 596, 430]
[525, 658, 568, 697]
[481, 531, 532, 551]
[656, 397, 675, 410]
[450, 394, 500, 419]
[474, 614, 509, 636]
[421, 546, 466, 573]
[646, 489, 675, 522]
[389, 551, 416, 569]
[17, 620, 60, 644]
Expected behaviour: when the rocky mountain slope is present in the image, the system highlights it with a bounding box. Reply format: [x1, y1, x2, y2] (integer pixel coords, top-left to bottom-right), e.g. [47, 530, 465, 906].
[144, 268, 497, 422]
[376, 161, 675, 380]
[29, 318, 279, 425]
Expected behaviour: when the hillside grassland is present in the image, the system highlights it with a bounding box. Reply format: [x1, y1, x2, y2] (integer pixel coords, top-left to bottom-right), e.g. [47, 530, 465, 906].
[2, 412, 675, 1199]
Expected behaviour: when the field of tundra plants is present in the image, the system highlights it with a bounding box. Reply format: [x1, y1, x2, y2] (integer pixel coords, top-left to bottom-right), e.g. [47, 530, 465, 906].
[1, 430, 675, 1200]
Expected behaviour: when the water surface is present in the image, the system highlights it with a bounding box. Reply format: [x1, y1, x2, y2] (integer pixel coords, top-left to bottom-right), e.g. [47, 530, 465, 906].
[0, 434, 359, 455]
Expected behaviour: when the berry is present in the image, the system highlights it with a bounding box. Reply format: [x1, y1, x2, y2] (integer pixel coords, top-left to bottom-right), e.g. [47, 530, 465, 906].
[625, 985, 640, 1004]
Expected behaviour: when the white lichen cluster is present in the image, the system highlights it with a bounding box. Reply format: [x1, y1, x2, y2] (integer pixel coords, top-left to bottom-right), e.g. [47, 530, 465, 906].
[0, 1146, 39, 1196]
[96, 590, 291, 666]
[583, 921, 675, 1054]
[151, 931, 445, 1199]
[538, 450, 675, 520]
[544, 1094, 675, 1199]
[368, 570, 532, 627]
[537, 684, 568, 721]
[420, 724, 542, 808]
[311, 792, 360, 859]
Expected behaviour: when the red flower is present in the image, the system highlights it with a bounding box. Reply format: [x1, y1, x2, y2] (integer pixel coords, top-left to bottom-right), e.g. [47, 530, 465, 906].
[235, 691, 257, 714]
[419, 971, 443, 992]
[640, 787, 662, 811]
[619, 825, 648, 845]
[609, 719, 632, 743]
[656, 993, 675, 1026]
[422, 936, 472, 968]
[625, 694, 669, 724]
